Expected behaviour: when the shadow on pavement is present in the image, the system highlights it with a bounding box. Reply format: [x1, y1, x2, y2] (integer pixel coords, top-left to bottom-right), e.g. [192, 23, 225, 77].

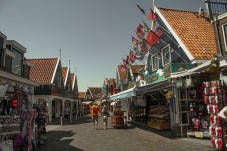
[38, 131, 83, 151]
[129, 121, 175, 139]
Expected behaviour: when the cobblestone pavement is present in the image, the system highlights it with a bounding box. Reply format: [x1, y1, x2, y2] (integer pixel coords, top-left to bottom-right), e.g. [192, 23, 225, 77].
[38, 116, 212, 151]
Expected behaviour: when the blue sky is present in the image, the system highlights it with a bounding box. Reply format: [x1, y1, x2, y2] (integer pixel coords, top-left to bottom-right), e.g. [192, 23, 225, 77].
[0, 0, 204, 92]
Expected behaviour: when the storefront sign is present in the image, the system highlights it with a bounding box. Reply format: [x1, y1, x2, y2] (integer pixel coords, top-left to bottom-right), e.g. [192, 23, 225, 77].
[195, 132, 203, 138]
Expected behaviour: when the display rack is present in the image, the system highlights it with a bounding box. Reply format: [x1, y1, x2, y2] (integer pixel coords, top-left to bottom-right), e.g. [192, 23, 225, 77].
[111, 110, 127, 129]
[148, 105, 170, 130]
[203, 81, 226, 150]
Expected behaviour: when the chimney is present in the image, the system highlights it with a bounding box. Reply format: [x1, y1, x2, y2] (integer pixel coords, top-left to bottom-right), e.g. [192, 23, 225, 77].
[199, 6, 205, 16]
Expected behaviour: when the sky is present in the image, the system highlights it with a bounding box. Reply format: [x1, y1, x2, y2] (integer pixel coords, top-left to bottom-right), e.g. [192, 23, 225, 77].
[0, 0, 204, 92]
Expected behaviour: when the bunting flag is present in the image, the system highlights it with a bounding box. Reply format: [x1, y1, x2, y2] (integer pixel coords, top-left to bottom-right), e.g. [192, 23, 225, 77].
[120, 64, 127, 73]
[122, 58, 130, 67]
[139, 41, 147, 53]
[143, 39, 153, 52]
[147, 9, 158, 21]
[126, 55, 133, 65]
[155, 28, 164, 38]
[152, 20, 159, 31]
[142, 20, 150, 33]
[136, 4, 146, 15]
[136, 30, 145, 40]
[140, 39, 152, 53]
[131, 36, 139, 46]
[146, 30, 160, 45]
[137, 23, 143, 33]
[129, 50, 140, 61]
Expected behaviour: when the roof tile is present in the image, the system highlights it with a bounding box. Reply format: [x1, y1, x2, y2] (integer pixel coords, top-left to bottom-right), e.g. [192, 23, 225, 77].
[159, 8, 218, 59]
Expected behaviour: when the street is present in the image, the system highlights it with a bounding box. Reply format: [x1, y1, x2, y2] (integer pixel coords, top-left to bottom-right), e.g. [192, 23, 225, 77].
[39, 116, 211, 151]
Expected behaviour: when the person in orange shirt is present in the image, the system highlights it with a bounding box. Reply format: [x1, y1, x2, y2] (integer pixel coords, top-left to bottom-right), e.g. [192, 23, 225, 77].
[90, 102, 101, 130]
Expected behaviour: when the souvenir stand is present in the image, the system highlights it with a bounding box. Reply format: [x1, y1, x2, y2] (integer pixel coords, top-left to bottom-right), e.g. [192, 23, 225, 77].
[203, 81, 226, 150]
[34, 101, 48, 147]
[111, 106, 127, 128]
[0, 85, 37, 151]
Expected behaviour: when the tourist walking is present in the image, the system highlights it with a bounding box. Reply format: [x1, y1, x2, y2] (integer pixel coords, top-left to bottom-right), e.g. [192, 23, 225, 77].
[90, 102, 101, 130]
[102, 105, 110, 130]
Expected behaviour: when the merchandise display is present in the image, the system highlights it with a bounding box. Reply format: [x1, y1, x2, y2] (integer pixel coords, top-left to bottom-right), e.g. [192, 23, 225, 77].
[148, 105, 170, 130]
[203, 81, 226, 150]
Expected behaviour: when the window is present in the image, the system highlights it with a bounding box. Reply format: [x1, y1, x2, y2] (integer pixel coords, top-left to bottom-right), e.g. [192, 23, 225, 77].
[162, 45, 171, 65]
[12, 48, 23, 76]
[152, 53, 159, 71]
[222, 24, 227, 51]
[57, 74, 61, 87]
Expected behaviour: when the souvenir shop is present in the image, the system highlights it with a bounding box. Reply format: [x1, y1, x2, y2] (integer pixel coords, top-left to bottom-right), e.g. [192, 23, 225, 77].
[170, 62, 227, 150]
[137, 80, 173, 131]
[0, 74, 45, 151]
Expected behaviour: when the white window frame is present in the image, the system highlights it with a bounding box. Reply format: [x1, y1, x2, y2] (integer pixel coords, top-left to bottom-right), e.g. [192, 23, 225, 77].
[162, 45, 171, 66]
[222, 23, 227, 51]
[151, 53, 159, 71]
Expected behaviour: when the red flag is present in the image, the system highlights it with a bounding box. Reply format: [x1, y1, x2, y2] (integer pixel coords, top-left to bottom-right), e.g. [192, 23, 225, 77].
[136, 30, 145, 40]
[129, 50, 140, 61]
[146, 30, 160, 45]
[137, 23, 143, 33]
[147, 9, 158, 21]
[136, 4, 146, 15]
[155, 28, 164, 38]
[131, 36, 139, 46]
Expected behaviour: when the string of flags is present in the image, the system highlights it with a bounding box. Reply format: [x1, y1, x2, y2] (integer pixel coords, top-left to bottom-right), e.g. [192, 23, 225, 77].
[120, 4, 167, 73]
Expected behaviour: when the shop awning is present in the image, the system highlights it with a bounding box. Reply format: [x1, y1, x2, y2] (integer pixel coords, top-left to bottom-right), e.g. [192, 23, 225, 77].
[136, 80, 169, 94]
[171, 60, 219, 78]
[110, 88, 136, 100]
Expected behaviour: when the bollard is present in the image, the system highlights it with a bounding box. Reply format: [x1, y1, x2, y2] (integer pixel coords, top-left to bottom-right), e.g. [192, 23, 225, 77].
[60, 114, 63, 125]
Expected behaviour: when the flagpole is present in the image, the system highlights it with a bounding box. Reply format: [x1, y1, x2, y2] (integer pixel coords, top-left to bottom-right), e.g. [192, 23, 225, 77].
[153, 0, 155, 10]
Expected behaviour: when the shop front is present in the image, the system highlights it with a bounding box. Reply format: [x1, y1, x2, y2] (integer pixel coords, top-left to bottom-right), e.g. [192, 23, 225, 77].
[137, 80, 173, 130]
[170, 59, 221, 138]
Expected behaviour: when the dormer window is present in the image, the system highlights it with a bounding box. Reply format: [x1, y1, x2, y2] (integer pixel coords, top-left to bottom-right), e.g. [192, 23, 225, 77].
[57, 74, 61, 87]
[12, 48, 23, 76]
[162, 45, 171, 65]
[152, 53, 159, 71]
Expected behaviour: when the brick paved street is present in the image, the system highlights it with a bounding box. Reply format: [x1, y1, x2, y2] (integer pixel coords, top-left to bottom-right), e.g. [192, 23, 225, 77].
[38, 116, 212, 151]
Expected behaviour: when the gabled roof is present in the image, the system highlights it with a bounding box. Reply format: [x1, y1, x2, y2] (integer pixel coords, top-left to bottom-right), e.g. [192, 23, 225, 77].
[62, 67, 69, 87]
[117, 65, 128, 80]
[28, 58, 59, 84]
[88, 87, 102, 99]
[104, 78, 116, 85]
[70, 73, 76, 90]
[156, 7, 218, 62]
[117, 65, 145, 81]
[130, 65, 145, 74]
[78, 92, 86, 99]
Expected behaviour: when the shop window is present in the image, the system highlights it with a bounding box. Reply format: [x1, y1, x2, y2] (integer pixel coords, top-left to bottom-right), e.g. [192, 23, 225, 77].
[162, 45, 171, 65]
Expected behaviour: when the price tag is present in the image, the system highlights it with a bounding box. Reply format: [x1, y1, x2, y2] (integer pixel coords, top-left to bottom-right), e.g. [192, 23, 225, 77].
[195, 132, 203, 138]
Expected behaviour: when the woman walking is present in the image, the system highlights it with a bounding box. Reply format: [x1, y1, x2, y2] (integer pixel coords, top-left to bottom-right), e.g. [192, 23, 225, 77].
[102, 105, 109, 130]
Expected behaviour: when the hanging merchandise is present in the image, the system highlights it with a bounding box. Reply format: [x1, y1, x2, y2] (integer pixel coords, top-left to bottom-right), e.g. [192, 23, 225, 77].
[203, 80, 226, 150]
[34, 101, 48, 146]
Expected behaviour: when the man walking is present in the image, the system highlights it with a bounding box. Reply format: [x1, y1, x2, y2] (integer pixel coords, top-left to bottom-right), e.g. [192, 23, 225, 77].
[90, 102, 101, 130]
